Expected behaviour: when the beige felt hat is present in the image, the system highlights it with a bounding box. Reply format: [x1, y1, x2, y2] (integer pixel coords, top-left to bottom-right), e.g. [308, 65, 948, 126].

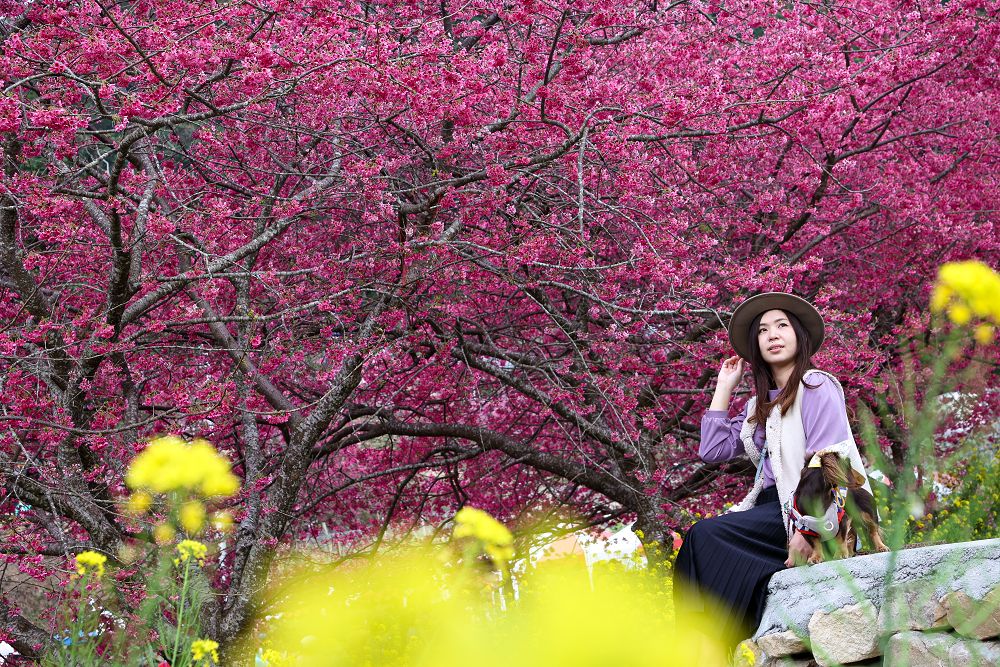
[728, 292, 825, 360]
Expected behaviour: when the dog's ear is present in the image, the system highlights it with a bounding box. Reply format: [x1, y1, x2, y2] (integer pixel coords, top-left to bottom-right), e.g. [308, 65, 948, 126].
[819, 453, 851, 487]
[847, 467, 867, 489]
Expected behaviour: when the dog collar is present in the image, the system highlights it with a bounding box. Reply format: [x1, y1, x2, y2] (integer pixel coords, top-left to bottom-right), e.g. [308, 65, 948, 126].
[790, 487, 847, 541]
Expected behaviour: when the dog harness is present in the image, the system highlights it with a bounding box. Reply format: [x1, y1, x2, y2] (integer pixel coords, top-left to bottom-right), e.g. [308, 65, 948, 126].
[789, 487, 847, 541]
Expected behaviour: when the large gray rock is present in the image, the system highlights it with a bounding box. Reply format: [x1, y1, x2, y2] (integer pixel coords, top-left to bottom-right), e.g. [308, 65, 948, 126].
[763, 658, 815, 667]
[943, 588, 1000, 640]
[757, 630, 808, 657]
[886, 632, 1000, 667]
[733, 638, 815, 667]
[880, 580, 950, 634]
[808, 600, 880, 666]
[753, 539, 1000, 640]
[948, 637, 1000, 666]
[884, 631, 956, 667]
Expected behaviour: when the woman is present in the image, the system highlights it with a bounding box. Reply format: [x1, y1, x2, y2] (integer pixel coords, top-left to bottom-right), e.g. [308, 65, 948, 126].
[673, 292, 874, 646]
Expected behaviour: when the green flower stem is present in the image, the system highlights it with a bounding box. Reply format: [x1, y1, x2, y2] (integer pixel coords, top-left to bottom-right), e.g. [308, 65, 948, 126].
[172, 558, 193, 666]
[69, 576, 87, 664]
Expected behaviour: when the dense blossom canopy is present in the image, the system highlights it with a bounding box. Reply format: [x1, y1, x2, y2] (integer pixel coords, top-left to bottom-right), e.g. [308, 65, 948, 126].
[0, 0, 997, 653]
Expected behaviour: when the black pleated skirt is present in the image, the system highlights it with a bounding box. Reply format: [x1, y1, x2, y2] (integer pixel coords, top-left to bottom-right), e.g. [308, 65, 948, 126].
[673, 486, 787, 644]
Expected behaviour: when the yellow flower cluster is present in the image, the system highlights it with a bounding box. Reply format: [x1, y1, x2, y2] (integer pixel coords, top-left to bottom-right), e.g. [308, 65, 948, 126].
[123, 435, 240, 542]
[153, 523, 176, 544]
[126, 435, 240, 497]
[74, 551, 107, 578]
[908, 452, 1000, 545]
[453, 507, 515, 566]
[174, 539, 209, 567]
[258, 648, 291, 666]
[930, 260, 1000, 343]
[180, 500, 207, 534]
[254, 546, 708, 666]
[126, 490, 153, 515]
[191, 638, 220, 666]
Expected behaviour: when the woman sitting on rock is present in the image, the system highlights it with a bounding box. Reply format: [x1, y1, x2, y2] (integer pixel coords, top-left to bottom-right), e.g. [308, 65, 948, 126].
[673, 292, 874, 647]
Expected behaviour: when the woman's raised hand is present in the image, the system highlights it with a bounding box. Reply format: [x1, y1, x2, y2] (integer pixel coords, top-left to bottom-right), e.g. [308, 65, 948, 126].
[708, 355, 745, 411]
[716, 355, 745, 393]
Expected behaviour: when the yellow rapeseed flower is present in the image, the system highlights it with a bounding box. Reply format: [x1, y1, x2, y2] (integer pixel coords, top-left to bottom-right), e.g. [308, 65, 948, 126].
[258, 648, 291, 666]
[191, 638, 220, 665]
[190, 439, 241, 497]
[125, 434, 186, 492]
[254, 548, 707, 666]
[211, 511, 235, 533]
[125, 435, 240, 498]
[453, 507, 513, 547]
[974, 324, 995, 345]
[75, 550, 107, 578]
[484, 543, 516, 564]
[950, 303, 972, 325]
[153, 522, 176, 545]
[180, 500, 207, 534]
[738, 641, 757, 666]
[930, 261, 1000, 328]
[175, 539, 208, 566]
[125, 490, 153, 516]
[453, 507, 515, 570]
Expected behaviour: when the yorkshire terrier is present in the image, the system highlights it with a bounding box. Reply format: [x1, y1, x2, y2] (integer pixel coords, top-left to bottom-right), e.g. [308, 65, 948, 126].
[789, 451, 889, 564]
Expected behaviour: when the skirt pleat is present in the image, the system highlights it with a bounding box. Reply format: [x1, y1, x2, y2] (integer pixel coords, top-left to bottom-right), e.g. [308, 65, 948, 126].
[673, 486, 788, 643]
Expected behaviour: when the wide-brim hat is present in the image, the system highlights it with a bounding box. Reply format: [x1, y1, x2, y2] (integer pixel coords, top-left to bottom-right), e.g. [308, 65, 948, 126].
[728, 292, 825, 360]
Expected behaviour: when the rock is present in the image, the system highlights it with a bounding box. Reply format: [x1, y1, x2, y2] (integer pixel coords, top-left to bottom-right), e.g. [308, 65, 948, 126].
[757, 630, 808, 657]
[884, 632, 1000, 667]
[884, 631, 956, 667]
[733, 639, 761, 667]
[880, 580, 950, 634]
[808, 600, 880, 666]
[948, 637, 1000, 666]
[733, 636, 813, 667]
[761, 658, 815, 667]
[943, 589, 1000, 640]
[754, 539, 1000, 640]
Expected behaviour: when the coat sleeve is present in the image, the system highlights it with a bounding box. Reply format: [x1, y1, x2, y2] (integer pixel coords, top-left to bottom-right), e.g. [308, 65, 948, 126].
[699, 402, 750, 463]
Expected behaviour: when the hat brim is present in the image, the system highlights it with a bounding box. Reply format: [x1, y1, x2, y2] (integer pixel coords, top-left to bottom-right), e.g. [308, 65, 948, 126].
[727, 292, 825, 361]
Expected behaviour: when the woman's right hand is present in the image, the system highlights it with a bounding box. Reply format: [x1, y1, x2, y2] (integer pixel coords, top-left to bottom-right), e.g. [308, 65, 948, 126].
[716, 355, 745, 393]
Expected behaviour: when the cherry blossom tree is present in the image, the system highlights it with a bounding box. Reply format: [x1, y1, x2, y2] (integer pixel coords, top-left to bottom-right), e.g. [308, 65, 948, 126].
[1, 0, 997, 656]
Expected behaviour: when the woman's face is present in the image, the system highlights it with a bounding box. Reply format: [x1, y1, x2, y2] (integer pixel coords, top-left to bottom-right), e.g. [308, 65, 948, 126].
[757, 309, 798, 367]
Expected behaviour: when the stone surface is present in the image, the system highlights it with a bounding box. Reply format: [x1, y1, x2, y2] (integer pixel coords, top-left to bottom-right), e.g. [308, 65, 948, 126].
[943, 588, 1000, 640]
[733, 639, 761, 667]
[884, 631, 957, 667]
[757, 629, 808, 657]
[948, 637, 1000, 666]
[879, 580, 950, 634]
[808, 600, 880, 666]
[754, 539, 1000, 640]
[761, 658, 815, 667]
[735, 637, 814, 667]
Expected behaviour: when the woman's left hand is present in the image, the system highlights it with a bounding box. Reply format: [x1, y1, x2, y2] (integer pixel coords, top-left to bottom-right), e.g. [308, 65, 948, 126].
[785, 531, 813, 567]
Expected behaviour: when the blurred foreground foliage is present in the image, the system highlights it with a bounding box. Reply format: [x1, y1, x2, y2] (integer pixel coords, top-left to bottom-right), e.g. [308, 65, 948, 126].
[249, 513, 721, 667]
[870, 260, 999, 549]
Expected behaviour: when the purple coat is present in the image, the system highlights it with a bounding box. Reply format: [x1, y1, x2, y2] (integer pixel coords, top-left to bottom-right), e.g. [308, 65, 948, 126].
[700, 374, 852, 488]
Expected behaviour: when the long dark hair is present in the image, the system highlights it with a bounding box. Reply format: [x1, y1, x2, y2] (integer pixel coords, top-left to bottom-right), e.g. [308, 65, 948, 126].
[746, 309, 817, 426]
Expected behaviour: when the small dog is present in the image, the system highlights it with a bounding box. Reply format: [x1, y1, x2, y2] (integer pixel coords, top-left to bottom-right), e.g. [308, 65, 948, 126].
[789, 451, 889, 564]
